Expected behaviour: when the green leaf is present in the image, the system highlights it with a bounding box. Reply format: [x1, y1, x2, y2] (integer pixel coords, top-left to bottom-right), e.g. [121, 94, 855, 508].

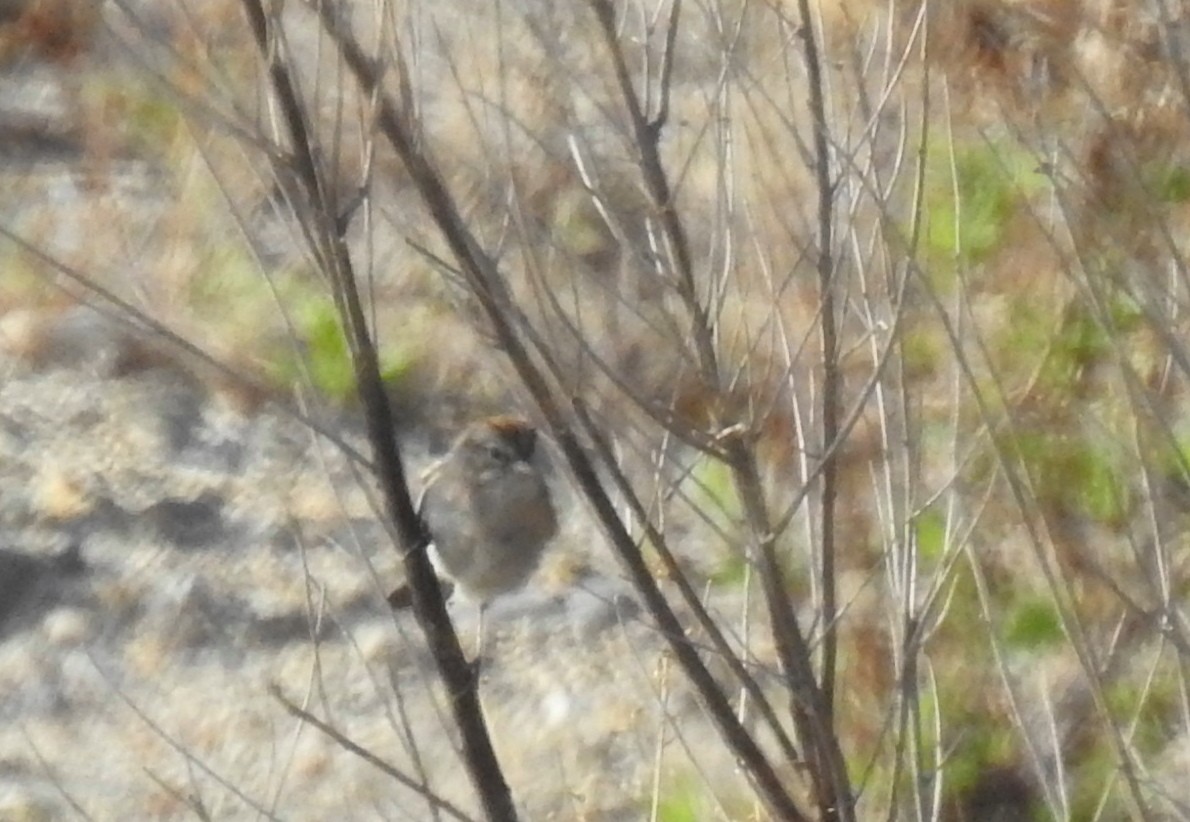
[1156, 166, 1190, 203]
[1005, 597, 1063, 650]
[654, 779, 701, 822]
[914, 507, 947, 562]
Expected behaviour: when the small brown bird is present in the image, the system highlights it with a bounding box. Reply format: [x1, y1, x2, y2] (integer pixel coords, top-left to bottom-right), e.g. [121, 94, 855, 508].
[388, 416, 559, 652]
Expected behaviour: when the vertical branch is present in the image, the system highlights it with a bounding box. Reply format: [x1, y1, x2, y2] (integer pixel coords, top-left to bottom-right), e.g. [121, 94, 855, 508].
[588, 1, 853, 817]
[237, 3, 518, 820]
[794, 0, 840, 729]
[588, 0, 717, 383]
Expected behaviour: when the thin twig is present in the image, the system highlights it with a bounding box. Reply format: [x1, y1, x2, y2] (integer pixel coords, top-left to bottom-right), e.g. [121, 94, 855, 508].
[269, 685, 475, 822]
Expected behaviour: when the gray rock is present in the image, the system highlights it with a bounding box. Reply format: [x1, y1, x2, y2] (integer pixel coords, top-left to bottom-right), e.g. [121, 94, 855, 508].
[141, 492, 225, 549]
[0, 543, 85, 637]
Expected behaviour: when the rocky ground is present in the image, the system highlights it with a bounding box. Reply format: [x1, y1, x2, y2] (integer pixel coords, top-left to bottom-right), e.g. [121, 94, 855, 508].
[0, 313, 764, 820]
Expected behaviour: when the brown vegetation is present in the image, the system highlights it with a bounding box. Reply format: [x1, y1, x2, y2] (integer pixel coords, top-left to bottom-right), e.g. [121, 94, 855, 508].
[0, 0, 100, 62]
